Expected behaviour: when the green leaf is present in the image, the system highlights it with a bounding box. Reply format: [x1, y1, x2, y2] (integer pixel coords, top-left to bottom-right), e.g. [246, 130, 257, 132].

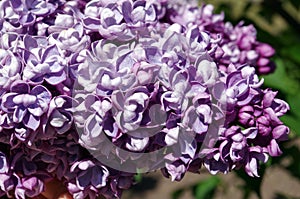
[134, 172, 143, 183]
[280, 92, 300, 136]
[263, 57, 299, 95]
[281, 115, 300, 136]
[286, 44, 300, 64]
[172, 189, 185, 199]
[192, 176, 220, 199]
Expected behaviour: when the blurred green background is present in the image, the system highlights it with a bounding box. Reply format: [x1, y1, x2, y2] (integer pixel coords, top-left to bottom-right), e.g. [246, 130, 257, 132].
[123, 0, 300, 198]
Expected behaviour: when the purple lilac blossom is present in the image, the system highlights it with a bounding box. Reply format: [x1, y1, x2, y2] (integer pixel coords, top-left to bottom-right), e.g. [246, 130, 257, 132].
[166, 3, 276, 75]
[0, 0, 290, 198]
[1, 81, 51, 131]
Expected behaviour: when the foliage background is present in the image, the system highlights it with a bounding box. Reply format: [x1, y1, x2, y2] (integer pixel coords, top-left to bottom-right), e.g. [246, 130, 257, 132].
[123, 0, 300, 198]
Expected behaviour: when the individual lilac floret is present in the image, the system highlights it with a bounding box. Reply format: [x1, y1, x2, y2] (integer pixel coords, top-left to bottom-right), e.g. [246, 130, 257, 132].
[219, 127, 258, 163]
[0, 173, 21, 198]
[10, 0, 56, 27]
[0, 33, 22, 51]
[213, 64, 263, 112]
[0, 0, 22, 33]
[162, 159, 187, 181]
[76, 94, 117, 151]
[83, 0, 132, 41]
[102, 171, 134, 199]
[22, 36, 67, 85]
[1, 81, 51, 131]
[47, 13, 78, 34]
[67, 160, 109, 199]
[113, 87, 150, 132]
[0, 49, 22, 96]
[202, 148, 230, 175]
[45, 95, 76, 134]
[244, 146, 269, 177]
[122, 0, 157, 29]
[48, 23, 90, 55]
[15, 176, 44, 199]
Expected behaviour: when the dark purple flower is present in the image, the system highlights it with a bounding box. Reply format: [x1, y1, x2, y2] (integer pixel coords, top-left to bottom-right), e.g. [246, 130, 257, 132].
[0, 173, 20, 197]
[68, 160, 109, 199]
[163, 160, 187, 181]
[202, 149, 230, 175]
[76, 94, 117, 150]
[219, 126, 258, 162]
[213, 65, 263, 112]
[1, 81, 51, 130]
[45, 95, 76, 134]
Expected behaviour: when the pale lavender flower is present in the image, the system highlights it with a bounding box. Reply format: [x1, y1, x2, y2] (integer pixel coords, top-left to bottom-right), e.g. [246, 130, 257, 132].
[10, 0, 56, 27]
[122, 0, 157, 29]
[0, 49, 22, 96]
[83, 1, 133, 41]
[0, 0, 22, 33]
[48, 23, 90, 55]
[22, 36, 67, 85]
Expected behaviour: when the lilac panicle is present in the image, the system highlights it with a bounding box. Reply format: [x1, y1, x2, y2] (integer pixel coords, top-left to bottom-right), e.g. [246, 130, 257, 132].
[0, 0, 290, 198]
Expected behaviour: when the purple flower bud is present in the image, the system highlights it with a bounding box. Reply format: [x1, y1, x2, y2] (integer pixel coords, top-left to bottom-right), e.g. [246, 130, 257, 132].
[256, 43, 275, 58]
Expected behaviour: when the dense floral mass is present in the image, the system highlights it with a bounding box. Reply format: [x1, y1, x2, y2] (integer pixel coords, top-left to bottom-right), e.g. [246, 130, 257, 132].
[0, 0, 289, 198]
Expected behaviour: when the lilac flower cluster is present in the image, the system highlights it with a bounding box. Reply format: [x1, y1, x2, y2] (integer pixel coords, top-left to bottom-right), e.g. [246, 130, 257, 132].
[0, 0, 289, 198]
